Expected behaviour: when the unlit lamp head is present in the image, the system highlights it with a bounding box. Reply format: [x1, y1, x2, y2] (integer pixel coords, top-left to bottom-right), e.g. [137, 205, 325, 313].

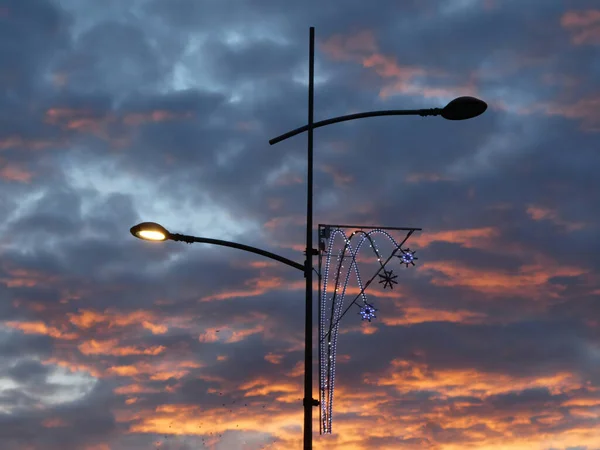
[130, 222, 170, 241]
[441, 96, 487, 120]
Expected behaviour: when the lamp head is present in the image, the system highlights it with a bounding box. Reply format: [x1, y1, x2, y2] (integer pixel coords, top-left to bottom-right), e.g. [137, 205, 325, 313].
[130, 222, 170, 241]
[441, 96, 487, 120]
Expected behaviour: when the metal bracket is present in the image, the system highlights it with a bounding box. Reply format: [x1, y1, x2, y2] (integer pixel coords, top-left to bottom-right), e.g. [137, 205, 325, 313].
[303, 397, 320, 407]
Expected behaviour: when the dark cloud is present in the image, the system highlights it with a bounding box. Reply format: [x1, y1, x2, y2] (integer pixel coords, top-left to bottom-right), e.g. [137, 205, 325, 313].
[1, 0, 599, 448]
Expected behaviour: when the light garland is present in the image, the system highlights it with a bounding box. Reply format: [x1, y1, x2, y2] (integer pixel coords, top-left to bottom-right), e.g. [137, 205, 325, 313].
[318, 227, 419, 434]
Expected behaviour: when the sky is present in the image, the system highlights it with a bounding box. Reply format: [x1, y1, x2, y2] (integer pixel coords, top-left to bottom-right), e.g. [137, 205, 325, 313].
[0, 0, 599, 449]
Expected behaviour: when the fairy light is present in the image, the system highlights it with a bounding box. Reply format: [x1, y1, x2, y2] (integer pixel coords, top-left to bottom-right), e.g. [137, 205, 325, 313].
[322, 229, 398, 432]
[320, 230, 336, 427]
[319, 227, 416, 434]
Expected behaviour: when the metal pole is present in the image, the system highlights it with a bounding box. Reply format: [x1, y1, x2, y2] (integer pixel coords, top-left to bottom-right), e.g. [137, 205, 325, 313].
[303, 26, 315, 450]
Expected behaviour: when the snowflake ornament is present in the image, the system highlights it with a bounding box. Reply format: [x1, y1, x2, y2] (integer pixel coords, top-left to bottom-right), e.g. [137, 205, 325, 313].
[398, 248, 418, 267]
[359, 303, 377, 322]
[378, 269, 398, 289]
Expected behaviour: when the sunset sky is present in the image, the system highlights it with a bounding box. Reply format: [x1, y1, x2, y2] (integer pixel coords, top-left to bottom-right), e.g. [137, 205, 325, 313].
[1, 0, 600, 449]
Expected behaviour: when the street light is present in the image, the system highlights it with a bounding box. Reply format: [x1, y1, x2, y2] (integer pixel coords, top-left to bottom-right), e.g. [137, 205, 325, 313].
[268, 95, 487, 145]
[131, 222, 168, 241]
[130, 222, 305, 272]
[130, 27, 486, 450]
[441, 96, 487, 120]
[268, 29, 486, 450]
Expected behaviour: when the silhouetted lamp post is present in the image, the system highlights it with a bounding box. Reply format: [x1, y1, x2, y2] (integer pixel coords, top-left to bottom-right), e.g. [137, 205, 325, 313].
[130, 27, 486, 450]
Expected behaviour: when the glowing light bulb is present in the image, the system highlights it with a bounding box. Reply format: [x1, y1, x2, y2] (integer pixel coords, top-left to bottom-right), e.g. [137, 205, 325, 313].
[138, 230, 166, 241]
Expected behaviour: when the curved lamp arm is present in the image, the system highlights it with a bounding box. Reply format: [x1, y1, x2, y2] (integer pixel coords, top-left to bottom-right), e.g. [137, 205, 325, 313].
[169, 233, 305, 272]
[269, 108, 442, 145]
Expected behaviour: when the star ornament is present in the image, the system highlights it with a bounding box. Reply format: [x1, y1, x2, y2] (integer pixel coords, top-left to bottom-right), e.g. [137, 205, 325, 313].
[378, 269, 398, 289]
[398, 248, 418, 267]
[359, 303, 377, 322]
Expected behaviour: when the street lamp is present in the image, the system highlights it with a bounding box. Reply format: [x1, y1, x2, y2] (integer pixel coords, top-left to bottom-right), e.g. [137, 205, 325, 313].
[130, 27, 486, 450]
[131, 222, 305, 272]
[441, 96, 487, 120]
[269, 28, 486, 450]
[268, 95, 487, 145]
[131, 222, 168, 241]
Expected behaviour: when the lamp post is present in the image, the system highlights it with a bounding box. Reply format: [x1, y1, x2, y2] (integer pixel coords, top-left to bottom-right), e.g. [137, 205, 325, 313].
[130, 26, 486, 450]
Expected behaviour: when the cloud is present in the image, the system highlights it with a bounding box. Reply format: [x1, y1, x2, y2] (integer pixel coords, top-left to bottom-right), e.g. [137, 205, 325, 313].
[0, 0, 599, 448]
[319, 29, 476, 101]
[561, 10, 600, 45]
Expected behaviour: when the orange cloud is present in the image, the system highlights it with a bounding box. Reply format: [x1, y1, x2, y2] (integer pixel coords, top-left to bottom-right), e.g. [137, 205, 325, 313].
[198, 328, 220, 343]
[4, 321, 79, 340]
[226, 324, 265, 343]
[239, 377, 298, 397]
[108, 365, 140, 377]
[362, 360, 592, 436]
[319, 30, 378, 62]
[540, 95, 600, 132]
[365, 358, 584, 404]
[199, 321, 267, 345]
[46, 107, 195, 131]
[381, 306, 487, 326]
[12, 300, 47, 312]
[245, 260, 280, 269]
[78, 339, 166, 356]
[42, 106, 194, 151]
[410, 226, 499, 249]
[526, 204, 586, 231]
[85, 444, 111, 450]
[67, 309, 168, 334]
[0, 136, 58, 151]
[200, 275, 304, 301]
[286, 361, 303, 378]
[127, 401, 303, 440]
[561, 10, 600, 45]
[114, 384, 160, 395]
[122, 110, 194, 126]
[45, 108, 115, 138]
[42, 418, 68, 428]
[265, 353, 284, 364]
[0, 162, 33, 182]
[319, 164, 354, 186]
[142, 321, 168, 334]
[320, 30, 477, 100]
[495, 93, 600, 132]
[363, 53, 426, 79]
[263, 215, 305, 231]
[0, 265, 61, 288]
[42, 357, 103, 378]
[107, 360, 201, 380]
[421, 259, 587, 299]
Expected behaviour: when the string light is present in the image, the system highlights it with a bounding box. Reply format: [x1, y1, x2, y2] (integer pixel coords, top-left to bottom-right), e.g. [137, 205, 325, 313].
[319, 227, 418, 434]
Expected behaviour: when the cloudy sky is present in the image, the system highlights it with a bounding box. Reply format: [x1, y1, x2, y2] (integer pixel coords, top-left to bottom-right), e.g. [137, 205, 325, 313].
[1, 0, 599, 449]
